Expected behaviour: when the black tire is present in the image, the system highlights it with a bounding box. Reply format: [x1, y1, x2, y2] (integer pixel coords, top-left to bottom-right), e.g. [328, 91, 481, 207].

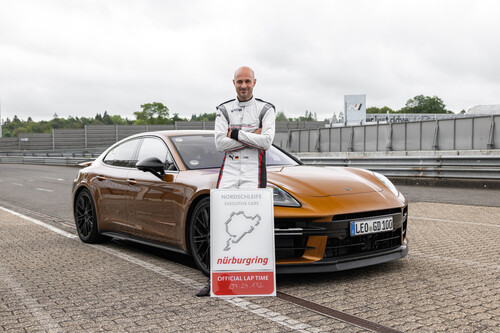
[74, 188, 109, 243]
[188, 197, 211, 276]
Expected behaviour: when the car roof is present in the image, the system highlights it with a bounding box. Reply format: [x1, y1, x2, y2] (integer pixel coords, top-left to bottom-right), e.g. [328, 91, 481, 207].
[132, 130, 215, 139]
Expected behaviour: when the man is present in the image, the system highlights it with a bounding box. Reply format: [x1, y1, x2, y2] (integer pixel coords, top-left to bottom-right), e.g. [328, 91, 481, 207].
[196, 66, 276, 296]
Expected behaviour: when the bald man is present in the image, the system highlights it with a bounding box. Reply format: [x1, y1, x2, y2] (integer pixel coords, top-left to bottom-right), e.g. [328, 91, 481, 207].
[214, 66, 276, 189]
[196, 66, 276, 296]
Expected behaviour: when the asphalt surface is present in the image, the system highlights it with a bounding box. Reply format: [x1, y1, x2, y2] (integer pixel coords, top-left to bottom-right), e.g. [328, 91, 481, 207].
[1, 164, 500, 332]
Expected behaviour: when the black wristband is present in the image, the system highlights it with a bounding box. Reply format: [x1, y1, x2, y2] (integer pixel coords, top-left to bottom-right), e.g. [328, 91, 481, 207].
[230, 129, 239, 140]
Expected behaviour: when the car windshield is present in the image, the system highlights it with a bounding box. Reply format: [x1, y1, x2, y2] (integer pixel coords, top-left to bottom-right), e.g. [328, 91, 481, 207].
[170, 134, 299, 170]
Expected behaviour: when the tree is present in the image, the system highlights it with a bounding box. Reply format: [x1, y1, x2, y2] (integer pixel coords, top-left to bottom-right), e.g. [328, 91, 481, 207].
[398, 95, 451, 114]
[102, 111, 113, 125]
[367, 106, 394, 114]
[275, 111, 288, 121]
[134, 102, 170, 124]
[296, 110, 316, 121]
[171, 113, 187, 122]
[190, 112, 216, 121]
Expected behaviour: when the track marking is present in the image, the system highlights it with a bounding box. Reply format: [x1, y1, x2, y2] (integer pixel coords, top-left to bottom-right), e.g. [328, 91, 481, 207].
[0, 206, 77, 239]
[36, 188, 54, 192]
[43, 177, 65, 181]
[412, 216, 500, 229]
[0, 206, 323, 333]
[12, 183, 23, 186]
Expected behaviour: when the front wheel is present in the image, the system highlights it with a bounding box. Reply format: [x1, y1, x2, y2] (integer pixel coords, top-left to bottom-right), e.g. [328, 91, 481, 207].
[188, 197, 210, 276]
[74, 188, 109, 243]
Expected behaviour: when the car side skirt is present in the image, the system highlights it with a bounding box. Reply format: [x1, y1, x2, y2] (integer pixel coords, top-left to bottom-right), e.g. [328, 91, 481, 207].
[100, 231, 188, 255]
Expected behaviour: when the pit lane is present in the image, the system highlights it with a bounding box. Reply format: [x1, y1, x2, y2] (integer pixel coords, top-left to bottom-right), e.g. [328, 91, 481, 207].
[1, 164, 499, 332]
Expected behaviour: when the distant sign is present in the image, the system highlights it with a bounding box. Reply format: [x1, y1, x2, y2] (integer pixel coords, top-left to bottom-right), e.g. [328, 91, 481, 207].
[344, 94, 366, 124]
[210, 189, 276, 297]
[20, 138, 29, 142]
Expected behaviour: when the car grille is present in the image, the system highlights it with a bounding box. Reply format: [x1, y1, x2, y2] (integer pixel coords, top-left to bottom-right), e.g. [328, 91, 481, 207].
[274, 206, 407, 260]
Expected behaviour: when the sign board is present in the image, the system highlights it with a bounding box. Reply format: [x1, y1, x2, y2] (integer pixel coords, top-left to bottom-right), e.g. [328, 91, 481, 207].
[344, 94, 366, 124]
[210, 188, 276, 297]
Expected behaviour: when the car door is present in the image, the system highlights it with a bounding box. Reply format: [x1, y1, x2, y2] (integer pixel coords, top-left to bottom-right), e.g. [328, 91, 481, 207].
[95, 138, 141, 233]
[126, 136, 181, 245]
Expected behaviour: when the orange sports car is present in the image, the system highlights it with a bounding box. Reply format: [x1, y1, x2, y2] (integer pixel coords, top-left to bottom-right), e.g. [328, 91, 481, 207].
[72, 130, 408, 275]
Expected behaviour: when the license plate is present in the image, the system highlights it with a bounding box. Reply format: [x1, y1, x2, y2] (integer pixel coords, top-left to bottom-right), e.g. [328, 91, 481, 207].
[350, 217, 393, 236]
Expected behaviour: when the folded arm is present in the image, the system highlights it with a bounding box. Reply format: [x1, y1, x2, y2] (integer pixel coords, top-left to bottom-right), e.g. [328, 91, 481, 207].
[230, 107, 275, 150]
[214, 108, 245, 152]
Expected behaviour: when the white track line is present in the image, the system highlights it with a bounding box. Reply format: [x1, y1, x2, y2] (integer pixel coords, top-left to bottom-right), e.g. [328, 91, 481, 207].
[411, 216, 500, 229]
[43, 177, 65, 181]
[35, 188, 54, 192]
[1, 206, 77, 239]
[0, 206, 323, 333]
[12, 183, 23, 186]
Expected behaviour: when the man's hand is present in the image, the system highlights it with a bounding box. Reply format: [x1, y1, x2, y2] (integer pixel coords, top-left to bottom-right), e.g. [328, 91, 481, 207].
[227, 129, 232, 138]
[253, 128, 262, 134]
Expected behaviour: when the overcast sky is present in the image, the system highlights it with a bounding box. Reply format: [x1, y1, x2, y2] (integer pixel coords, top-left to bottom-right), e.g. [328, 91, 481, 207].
[1, 0, 499, 122]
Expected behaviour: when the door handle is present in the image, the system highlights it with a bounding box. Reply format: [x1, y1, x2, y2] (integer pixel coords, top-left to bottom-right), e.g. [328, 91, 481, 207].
[127, 179, 137, 185]
[96, 175, 106, 181]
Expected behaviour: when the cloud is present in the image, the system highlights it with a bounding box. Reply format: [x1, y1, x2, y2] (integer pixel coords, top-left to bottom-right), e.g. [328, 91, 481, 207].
[1, 0, 499, 122]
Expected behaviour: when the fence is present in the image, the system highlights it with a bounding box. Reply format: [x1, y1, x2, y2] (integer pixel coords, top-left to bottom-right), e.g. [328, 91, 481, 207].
[275, 115, 499, 152]
[1, 116, 499, 153]
[0, 121, 328, 152]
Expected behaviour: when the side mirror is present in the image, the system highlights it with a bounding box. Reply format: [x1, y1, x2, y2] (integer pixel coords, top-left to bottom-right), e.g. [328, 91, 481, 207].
[136, 157, 165, 180]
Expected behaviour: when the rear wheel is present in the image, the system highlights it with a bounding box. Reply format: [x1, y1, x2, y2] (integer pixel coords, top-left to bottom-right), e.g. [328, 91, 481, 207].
[74, 188, 109, 243]
[188, 197, 211, 276]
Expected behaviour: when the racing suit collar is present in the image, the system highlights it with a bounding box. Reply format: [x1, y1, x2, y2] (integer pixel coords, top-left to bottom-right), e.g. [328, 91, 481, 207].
[237, 96, 255, 107]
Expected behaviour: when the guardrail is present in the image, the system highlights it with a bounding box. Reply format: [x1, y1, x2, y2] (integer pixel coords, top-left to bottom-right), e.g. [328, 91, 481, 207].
[296, 155, 500, 180]
[2, 150, 500, 182]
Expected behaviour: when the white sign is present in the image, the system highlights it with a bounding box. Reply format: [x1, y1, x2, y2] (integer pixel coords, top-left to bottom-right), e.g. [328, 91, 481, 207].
[344, 94, 366, 124]
[210, 188, 276, 297]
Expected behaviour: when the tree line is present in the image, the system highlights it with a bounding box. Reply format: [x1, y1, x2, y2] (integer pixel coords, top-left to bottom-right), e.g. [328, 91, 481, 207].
[1, 95, 456, 137]
[367, 95, 457, 114]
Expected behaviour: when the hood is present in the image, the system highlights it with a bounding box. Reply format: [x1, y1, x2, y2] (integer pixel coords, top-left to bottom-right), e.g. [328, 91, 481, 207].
[268, 166, 382, 197]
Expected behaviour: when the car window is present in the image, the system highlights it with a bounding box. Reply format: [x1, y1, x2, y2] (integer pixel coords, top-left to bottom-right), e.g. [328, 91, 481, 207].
[171, 135, 224, 169]
[170, 134, 298, 169]
[266, 146, 299, 166]
[136, 137, 176, 171]
[137, 137, 166, 163]
[103, 138, 141, 168]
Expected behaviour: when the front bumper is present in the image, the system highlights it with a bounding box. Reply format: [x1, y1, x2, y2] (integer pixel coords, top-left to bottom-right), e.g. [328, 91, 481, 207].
[276, 244, 408, 274]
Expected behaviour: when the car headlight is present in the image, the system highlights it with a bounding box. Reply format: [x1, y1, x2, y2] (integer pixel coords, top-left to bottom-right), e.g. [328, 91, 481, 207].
[267, 183, 301, 207]
[372, 172, 400, 197]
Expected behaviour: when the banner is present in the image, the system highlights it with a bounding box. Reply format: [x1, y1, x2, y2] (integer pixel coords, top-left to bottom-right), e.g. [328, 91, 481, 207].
[210, 188, 276, 297]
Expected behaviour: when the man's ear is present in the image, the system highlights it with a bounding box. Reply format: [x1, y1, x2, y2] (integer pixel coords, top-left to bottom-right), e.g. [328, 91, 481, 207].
[233, 79, 236, 86]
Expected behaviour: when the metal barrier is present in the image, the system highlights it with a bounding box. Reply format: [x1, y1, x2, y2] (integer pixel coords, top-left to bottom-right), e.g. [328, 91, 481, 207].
[275, 115, 500, 152]
[2, 149, 500, 181]
[0, 121, 328, 152]
[297, 154, 500, 179]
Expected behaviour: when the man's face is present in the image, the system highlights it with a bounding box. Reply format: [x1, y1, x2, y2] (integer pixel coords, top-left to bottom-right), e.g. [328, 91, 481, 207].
[233, 68, 256, 102]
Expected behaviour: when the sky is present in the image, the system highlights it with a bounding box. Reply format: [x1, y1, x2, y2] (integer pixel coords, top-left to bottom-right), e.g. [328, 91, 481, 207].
[1, 0, 499, 122]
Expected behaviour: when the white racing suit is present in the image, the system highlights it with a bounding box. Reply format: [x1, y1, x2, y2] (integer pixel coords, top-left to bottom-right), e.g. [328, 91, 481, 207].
[214, 97, 276, 189]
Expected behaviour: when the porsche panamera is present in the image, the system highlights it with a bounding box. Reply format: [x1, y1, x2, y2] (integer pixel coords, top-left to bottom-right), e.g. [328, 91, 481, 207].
[72, 130, 408, 275]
